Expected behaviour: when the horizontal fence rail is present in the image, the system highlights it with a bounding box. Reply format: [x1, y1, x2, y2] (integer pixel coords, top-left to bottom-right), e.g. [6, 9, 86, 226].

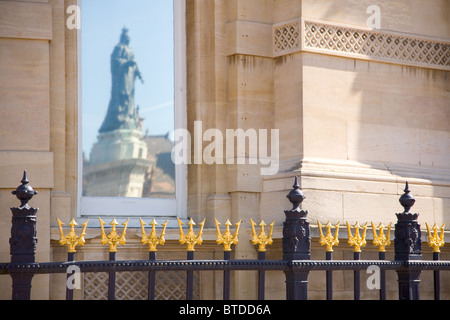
[1, 172, 449, 300]
[2, 260, 450, 274]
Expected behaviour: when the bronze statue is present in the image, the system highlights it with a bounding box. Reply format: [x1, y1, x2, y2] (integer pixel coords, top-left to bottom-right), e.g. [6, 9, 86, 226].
[99, 27, 144, 133]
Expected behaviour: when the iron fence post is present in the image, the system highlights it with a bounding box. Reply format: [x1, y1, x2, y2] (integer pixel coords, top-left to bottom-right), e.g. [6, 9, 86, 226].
[283, 177, 310, 300]
[9, 171, 38, 300]
[395, 182, 422, 300]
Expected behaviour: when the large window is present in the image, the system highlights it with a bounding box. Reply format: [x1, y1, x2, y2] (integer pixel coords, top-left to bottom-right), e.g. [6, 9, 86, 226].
[78, 0, 186, 220]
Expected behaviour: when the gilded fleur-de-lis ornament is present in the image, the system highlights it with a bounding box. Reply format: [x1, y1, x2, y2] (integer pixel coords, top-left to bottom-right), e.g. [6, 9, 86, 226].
[371, 222, 392, 252]
[426, 223, 445, 253]
[346, 222, 368, 253]
[250, 219, 274, 252]
[139, 218, 168, 252]
[215, 219, 242, 251]
[318, 221, 340, 252]
[57, 218, 89, 253]
[177, 217, 206, 251]
[99, 218, 130, 252]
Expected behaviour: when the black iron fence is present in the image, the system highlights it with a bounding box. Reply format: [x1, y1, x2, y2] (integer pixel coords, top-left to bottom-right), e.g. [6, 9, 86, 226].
[1, 172, 449, 300]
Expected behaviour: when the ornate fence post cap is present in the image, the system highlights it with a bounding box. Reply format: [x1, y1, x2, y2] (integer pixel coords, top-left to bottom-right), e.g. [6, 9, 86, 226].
[394, 181, 422, 262]
[11, 171, 38, 208]
[286, 176, 305, 210]
[399, 182, 415, 214]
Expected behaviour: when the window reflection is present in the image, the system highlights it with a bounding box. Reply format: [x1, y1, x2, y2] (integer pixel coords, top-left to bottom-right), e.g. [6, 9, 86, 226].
[82, 1, 175, 199]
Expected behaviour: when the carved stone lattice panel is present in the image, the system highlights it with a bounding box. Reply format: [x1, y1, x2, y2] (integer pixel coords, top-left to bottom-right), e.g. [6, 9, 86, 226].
[273, 20, 301, 56]
[83, 271, 200, 300]
[273, 19, 450, 70]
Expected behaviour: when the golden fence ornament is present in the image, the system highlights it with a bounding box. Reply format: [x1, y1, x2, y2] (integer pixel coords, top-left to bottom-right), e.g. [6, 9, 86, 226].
[215, 219, 242, 252]
[99, 218, 130, 253]
[426, 223, 445, 253]
[177, 218, 205, 251]
[371, 222, 392, 252]
[250, 219, 274, 252]
[139, 218, 168, 252]
[346, 222, 368, 253]
[57, 218, 89, 253]
[318, 221, 340, 252]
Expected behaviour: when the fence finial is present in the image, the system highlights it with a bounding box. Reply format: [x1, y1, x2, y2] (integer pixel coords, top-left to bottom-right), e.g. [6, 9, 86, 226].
[57, 218, 89, 253]
[99, 218, 130, 253]
[250, 219, 274, 252]
[12, 170, 38, 208]
[346, 222, 368, 253]
[371, 222, 392, 252]
[139, 218, 168, 252]
[425, 223, 445, 253]
[399, 181, 415, 213]
[177, 218, 205, 252]
[318, 221, 340, 252]
[286, 176, 305, 210]
[215, 219, 241, 252]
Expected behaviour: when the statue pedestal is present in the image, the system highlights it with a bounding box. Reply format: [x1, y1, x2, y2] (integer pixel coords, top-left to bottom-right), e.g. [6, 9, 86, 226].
[90, 129, 148, 165]
[83, 158, 152, 197]
[84, 129, 153, 198]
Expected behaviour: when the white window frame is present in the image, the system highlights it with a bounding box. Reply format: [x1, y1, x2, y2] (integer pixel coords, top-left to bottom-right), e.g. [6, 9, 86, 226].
[77, 0, 187, 224]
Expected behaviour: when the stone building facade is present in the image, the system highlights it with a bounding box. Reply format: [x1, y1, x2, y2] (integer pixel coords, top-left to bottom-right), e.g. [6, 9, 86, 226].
[0, 0, 449, 300]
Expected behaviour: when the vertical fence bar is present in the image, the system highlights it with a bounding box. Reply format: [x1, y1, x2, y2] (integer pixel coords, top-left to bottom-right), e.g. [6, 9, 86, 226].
[215, 219, 240, 300]
[139, 218, 168, 300]
[353, 252, 360, 300]
[223, 251, 231, 300]
[250, 219, 274, 300]
[379, 251, 386, 300]
[66, 252, 75, 300]
[283, 177, 310, 300]
[99, 218, 128, 301]
[186, 251, 194, 300]
[10, 171, 38, 300]
[108, 252, 116, 300]
[318, 220, 339, 301]
[57, 218, 88, 301]
[258, 251, 266, 300]
[178, 218, 204, 300]
[326, 251, 333, 300]
[148, 251, 156, 300]
[426, 223, 444, 301]
[347, 222, 367, 300]
[372, 222, 391, 300]
[433, 252, 440, 300]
